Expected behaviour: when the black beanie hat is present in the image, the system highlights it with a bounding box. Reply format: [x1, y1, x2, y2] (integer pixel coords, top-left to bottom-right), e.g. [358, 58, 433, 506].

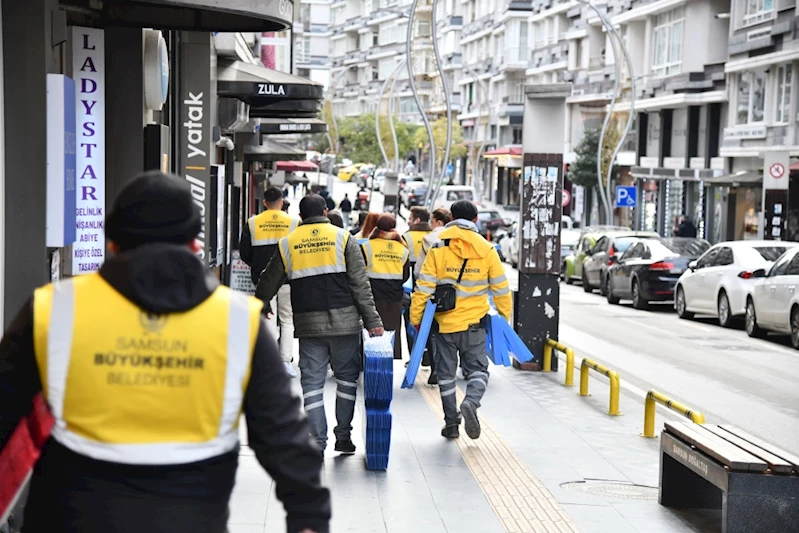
[106, 170, 202, 249]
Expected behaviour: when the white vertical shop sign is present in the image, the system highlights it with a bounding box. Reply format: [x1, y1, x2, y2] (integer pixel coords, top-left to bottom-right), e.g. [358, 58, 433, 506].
[71, 27, 105, 274]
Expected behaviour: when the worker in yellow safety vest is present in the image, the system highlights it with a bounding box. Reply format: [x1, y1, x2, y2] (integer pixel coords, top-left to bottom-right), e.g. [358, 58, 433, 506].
[0, 171, 329, 533]
[411, 200, 512, 441]
[362, 213, 410, 360]
[402, 206, 432, 363]
[256, 194, 384, 454]
[239, 185, 300, 377]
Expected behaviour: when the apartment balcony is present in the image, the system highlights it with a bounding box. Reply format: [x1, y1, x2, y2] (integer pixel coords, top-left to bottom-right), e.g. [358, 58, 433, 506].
[461, 14, 493, 40]
[499, 47, 529, 71]
[296, 54, 330, 68]
[446, 15, 463, 27]
[504, 0, 532, 11]
[497, 96, 524, 119]
[416, 0, 434, 13]
[443, 52, 462, 71]
[366, 41, 404, 60]
[343, 49, 366, 65]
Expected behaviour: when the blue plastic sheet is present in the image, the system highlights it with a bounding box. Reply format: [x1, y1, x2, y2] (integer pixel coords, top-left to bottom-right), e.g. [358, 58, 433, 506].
[402, 276, 413, 294]
[362, 331, 395, 471]
[401, 300, 437, 389]
[486, 316, 534, 366]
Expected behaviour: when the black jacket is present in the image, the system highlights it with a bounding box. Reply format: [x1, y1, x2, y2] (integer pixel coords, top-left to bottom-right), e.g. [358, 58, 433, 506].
[339, 198, 352, 213]
[677, 220, 698, 238]
[239, 222, 277, 285]
[0, 244, 330, 533]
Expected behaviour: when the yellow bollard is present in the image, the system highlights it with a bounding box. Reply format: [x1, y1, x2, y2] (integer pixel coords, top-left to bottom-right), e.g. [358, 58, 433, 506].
[564, 348, 575, 387]
[579, 359, 621, 416]
[642, 390, 706, 438]
[579, 360, 590, 396]
[543, 343, 552, 372]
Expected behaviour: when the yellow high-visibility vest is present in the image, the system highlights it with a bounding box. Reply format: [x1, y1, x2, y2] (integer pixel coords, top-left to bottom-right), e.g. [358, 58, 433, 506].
[32, 274, 262, 465]
[279, 222, 349, 280]
[403, 230, 430, 263]
[362, 239, 409, 280]
[248, 209, 299, 246]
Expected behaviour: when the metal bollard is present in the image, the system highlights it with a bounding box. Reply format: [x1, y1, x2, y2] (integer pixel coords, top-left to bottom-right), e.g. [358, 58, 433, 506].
[579, 358, 621, 416]
[543, 339, 575, 387]
[642, 390, 705, 438]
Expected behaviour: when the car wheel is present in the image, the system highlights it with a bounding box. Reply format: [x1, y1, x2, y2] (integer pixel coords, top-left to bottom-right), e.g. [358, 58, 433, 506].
[632, 279, 648, 310]
[791, 307, 799, 350]
[563, 263, 574, 285]
[582, 269, 593, 293]
[717, 291, 734, 328]
[745, 299, 765, 338]
[599, 274, 609, 297]
[676, 287, 694, 319]
[606, 277, 620, 305]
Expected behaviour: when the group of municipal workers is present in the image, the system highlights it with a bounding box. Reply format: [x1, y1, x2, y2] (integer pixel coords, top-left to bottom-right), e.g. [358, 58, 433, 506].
[0, 170, 511, 533]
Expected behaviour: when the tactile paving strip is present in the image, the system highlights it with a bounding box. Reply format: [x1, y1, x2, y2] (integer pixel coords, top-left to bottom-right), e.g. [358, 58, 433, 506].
[415, 369, 582, 533]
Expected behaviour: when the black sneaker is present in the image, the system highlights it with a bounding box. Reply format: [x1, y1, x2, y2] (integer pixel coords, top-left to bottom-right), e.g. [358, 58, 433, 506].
[334, 440, 356, 454]
[460, 400, 481, 439]
[441, 424, 460, 439]
[427, 372, 439, 385]
[421, 350, 431, 367]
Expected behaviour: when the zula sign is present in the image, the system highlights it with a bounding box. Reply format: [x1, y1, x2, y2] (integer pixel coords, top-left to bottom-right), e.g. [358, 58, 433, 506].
[71, 27, 105, 275]
[769, 163, 785, 180]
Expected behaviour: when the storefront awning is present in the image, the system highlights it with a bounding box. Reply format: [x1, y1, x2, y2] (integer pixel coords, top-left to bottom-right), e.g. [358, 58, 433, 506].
[217, 60, 324, 106]
[249, 100, 321, 119]
[244, 138, 305, 162]
[276, 160, 318, 172]
[63, 0, 294, 32]
[483, 146, 522, 168]
[483, 146, 522, 157]
[259, 118, 328, 135]
[703, 170, 762, 186]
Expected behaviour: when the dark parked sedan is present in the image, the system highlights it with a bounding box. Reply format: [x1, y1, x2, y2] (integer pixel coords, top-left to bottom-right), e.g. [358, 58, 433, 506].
[606, 237, 710, 309]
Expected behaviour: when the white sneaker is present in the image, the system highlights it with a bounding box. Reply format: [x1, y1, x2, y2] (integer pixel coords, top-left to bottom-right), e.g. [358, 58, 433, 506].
[284, 362, 298, 378]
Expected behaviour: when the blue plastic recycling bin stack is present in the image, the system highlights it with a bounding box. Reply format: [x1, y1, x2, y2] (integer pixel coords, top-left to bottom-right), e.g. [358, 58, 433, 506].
[362, 331, 394, 470]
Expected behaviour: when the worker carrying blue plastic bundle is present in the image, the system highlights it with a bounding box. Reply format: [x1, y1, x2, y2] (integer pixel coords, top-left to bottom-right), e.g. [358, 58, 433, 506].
[410, 200, 512, 440]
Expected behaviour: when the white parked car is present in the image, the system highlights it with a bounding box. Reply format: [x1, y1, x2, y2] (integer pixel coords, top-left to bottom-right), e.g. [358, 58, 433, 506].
[675, 240, 799, 327]
[745, 248, 799, 348]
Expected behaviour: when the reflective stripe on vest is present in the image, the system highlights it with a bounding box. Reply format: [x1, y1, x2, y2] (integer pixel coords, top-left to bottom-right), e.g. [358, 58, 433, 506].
[32, 274, 262, 465]
[403, 230, 429, 262]
[279, 223, 348, 280]
[362, 239, 408, 280]
[249, 210, 299, 246]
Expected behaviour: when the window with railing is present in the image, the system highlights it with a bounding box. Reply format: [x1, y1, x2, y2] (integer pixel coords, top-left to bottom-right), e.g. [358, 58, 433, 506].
[775, 64, 793, 124]
[651, 7, 683, 78]
[741, 0, 774, 27]
[297, 36, 311, 63]
[736, 69, 766, 124]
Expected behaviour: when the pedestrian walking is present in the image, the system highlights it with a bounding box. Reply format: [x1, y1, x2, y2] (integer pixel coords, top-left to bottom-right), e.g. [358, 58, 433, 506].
[239, 186, 300, 377]
[327, 209, 344, 228]
[677, 216, 698, 238]
[339, 194, 353, 229]
[0, 171, 330, 533]
[282, 182, 291, 198]
[402, 207, 432, 361]
[362, 214, 410, 360]
[350, 211, 367, 236]
[414, 207, 452, 385]
[256, 194, 384, 454]
[411, 200, 512, 440]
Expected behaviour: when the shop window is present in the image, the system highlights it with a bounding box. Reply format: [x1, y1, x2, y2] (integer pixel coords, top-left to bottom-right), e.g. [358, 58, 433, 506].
[775, 64, 793, 124]
[651, 7, 683, 78]
[736, 70, 766, 125]
[741, 0, 774, 27]
[512, 127, 523, 144]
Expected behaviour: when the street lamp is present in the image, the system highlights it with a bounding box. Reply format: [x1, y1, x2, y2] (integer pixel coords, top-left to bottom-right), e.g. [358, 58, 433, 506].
[425, 0, 453, 208]
[324, 64, 358, 190]
[376, 57, 408, 170]
[575, 0, 636, 224]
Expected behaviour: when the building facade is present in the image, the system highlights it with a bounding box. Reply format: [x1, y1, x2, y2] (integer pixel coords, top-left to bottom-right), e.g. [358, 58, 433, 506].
[0, 0, 323, 329]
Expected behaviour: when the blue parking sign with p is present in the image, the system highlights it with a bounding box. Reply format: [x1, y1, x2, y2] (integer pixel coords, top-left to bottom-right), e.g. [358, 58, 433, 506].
[615, 186, 637, 208]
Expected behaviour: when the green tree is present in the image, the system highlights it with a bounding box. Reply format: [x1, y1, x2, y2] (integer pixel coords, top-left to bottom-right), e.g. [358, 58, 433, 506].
[570, 121, 622, 190]
[413, 117, 468, 170]
[336, 113, 418, 166]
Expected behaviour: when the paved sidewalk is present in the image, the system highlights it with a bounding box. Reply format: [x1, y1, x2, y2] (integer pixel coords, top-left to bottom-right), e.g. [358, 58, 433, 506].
[229, 345, 719, 533]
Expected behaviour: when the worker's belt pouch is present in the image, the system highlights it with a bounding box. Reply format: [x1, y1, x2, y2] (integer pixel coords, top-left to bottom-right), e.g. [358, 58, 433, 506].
[433, 259, 468, 313]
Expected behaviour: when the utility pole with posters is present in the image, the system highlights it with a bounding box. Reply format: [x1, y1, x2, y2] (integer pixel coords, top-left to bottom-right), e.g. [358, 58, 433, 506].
[516, 84, 572, 371]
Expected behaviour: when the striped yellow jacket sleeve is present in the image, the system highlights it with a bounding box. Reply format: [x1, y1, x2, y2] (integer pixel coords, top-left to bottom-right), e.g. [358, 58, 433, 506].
[487, 249, 512, 320]
[410, 250, 438, 325]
